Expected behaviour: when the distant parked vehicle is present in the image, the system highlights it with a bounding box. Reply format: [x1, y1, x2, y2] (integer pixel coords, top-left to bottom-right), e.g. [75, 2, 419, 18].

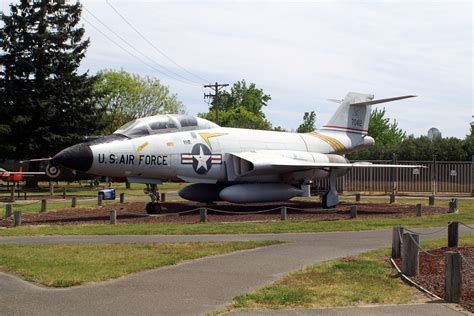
[99, 188, 116, 200]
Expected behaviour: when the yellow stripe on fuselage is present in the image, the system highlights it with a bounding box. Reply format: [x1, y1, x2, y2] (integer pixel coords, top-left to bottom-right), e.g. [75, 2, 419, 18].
[135, 141, 149, 159]
[199, 133, 227, 149]
[306, 132, 346, 153]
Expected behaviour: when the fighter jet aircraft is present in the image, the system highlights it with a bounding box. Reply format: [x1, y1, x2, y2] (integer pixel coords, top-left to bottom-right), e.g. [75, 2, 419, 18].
[53, 92, 419, 213]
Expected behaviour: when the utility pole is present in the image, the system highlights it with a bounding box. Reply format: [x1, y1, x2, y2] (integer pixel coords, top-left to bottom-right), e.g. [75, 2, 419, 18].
[204, 82, 229, 125]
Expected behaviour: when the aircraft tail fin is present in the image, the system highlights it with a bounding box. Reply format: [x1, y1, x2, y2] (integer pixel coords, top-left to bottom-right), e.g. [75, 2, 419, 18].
[320, 92, 416, 135]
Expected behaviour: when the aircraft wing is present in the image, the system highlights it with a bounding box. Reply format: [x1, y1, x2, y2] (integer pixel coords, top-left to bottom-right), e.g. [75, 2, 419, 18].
[227, 151, 424, 180]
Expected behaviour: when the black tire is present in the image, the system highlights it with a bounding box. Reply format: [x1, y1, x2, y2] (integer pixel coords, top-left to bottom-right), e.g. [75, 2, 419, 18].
[322, 192, 336, 209]
[146, 202, 161, 214]
[321, 192, 328, 209]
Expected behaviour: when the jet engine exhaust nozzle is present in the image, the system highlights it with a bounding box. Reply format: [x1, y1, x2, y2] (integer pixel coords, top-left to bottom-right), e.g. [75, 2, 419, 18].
[53, 143, 93, 172]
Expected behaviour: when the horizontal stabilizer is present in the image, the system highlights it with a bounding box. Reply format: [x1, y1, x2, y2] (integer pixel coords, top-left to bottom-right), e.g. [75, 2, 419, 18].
[350, 95, 416, 106]
[321, 92, 416, 135]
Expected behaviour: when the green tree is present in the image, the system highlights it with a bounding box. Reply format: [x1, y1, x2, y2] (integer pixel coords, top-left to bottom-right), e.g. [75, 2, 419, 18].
[432, 137, 467, 161]
[202, 107, 272, 130]
[0, 0, 104, 159]
[349, 108, 406, 160]
[350, 118, 472, 161]
[462, 123, 474, 159]
[367, 108, 406, 146]
[396, 136, 433, 160]
[297, 111, 316, 133]
[94, 70, 185, 134]
[219, 80, 271, 116]
[200, 80, 273, 130]
[396, 136, 468, 161]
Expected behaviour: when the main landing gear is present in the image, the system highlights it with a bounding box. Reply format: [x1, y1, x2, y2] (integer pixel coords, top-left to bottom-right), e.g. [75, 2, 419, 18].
[145, 184, 161, 214]
[322, 171, 339, 209]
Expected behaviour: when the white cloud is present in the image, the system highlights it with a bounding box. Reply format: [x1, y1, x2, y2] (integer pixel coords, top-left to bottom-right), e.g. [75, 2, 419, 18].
[76, 0, 472, 137]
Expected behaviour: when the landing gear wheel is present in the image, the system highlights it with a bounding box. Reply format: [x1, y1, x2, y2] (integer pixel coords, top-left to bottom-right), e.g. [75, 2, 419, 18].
[144, 183, 161, 214]
[146, 202, 161, 214]
[322, 192, 337, 209]
[322, 192, 328, 208]
[322, 171, 339, 209]
[321, 192, 335, 209]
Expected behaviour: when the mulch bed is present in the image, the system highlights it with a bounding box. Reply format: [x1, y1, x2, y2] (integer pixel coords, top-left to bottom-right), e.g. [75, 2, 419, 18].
[394, 247, 473, 312]
[1, 200, 448, 226]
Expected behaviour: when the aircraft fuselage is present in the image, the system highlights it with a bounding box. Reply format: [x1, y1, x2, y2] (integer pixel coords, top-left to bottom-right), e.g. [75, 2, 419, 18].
[80, 127, 371, 184]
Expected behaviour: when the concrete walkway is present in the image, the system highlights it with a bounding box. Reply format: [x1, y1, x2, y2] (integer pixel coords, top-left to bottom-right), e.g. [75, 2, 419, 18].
[227, 304, 468, 315]
[0, 228, 471, 315]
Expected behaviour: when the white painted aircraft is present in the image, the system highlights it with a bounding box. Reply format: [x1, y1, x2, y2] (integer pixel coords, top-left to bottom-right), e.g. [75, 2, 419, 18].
[53, 92, 419, 213]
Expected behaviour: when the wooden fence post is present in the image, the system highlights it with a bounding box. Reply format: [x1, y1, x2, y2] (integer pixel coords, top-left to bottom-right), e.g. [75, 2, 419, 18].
[40, 199, 47, 213]
[350, 205, 357, 219]
[392, 226, 404, 258]
[160, 193, 166, 202]
[415, 204, 422, 217]
[449, 198, 458, 213]
[200, 208, 207, 223]
[429, 195, 435, 206]
[389, 194, 396, 204]
[445, 252, 462, 303]
[98, 194, 103, 206]
[280, 207, 287, 221]
[10, 187, 15, 202]
[355, 193, 361, 202]
[5, 204, 12, 218]
[110, 210, 117, 225]
[120, 193, 125, 203]
[71, 197, 77, 208]
[13, 211, 21, 227]
[448, 221, 459, 248]
[402, 233, 419, 276]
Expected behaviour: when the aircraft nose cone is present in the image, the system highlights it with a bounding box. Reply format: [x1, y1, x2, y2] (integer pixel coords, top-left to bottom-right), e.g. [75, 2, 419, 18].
[53, 143, 93, 172]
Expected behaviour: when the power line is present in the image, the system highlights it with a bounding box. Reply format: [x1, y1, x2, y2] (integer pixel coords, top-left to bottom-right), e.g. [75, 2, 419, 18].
[204, 82, 229, 125]
[82, 16, 200, 87]
[105, 0, 209, 84]
[83, 7, 200, 86]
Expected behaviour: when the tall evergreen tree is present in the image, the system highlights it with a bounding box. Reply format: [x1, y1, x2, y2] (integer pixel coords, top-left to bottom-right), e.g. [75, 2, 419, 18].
[0, 0, 104, 159]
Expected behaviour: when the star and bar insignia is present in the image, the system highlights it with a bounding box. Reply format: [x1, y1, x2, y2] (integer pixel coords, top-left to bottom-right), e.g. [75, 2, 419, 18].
[181, 143, 222, 174]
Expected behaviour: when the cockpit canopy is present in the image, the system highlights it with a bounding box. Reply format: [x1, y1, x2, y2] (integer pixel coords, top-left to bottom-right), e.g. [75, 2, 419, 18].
[114, 114, 219, 138]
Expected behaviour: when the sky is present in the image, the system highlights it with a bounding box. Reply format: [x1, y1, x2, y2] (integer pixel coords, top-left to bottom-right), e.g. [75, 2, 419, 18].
[2, 0, 472, 137]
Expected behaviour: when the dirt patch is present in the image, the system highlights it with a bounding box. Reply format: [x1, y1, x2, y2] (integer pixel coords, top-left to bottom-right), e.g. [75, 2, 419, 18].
[1, 200, 448, 226]
[394, 247, 473, 312]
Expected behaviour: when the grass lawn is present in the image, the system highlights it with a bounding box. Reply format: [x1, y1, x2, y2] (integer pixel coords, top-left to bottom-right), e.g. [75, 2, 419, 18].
[0, 182, 183, 218]
[0, 240, 280, 287]
[231, 234, 474, 310]
[1, 197, 473, 236]
[0, 182, 184, 198]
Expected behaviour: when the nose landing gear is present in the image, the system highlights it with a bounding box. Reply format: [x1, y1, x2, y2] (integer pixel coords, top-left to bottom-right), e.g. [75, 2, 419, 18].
[145, 184, 162, 214]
